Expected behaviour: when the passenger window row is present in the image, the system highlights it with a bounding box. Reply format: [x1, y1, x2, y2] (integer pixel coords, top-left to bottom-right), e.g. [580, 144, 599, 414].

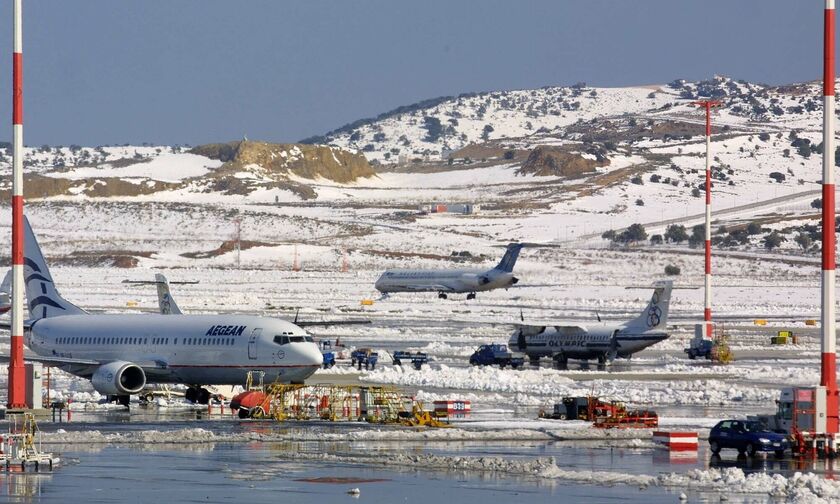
[57, 336, 236, 346]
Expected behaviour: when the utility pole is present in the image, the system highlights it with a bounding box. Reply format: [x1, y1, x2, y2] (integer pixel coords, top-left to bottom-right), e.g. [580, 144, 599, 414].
[233, 219, 241, 269]
[821, 0, 838, 436]
[8, 0, 26, 409]
[693, 99, 722, 339]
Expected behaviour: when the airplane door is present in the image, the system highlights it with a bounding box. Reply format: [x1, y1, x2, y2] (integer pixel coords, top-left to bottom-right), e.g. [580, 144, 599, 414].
[248, 328, 261, 360]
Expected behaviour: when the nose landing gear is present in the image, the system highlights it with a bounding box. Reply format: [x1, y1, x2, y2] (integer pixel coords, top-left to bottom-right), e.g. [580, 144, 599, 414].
[466, 292, 476, 300]
[186, 386, 212, 405]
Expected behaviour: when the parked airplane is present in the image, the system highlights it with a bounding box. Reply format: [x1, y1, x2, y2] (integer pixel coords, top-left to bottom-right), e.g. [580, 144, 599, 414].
[374, 243, 524, 299]
[3, 217, 324, 406]
[508, 280, 672, 365]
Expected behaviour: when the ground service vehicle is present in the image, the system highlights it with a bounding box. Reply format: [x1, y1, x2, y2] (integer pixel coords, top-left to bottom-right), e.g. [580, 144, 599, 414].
[351, 349, 378, 370]
[392, 351, 429, 370]
[469, 344, 524, 369]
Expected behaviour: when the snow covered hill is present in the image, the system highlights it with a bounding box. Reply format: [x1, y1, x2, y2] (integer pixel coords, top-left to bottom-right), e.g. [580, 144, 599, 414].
[306, 76, 826, 165]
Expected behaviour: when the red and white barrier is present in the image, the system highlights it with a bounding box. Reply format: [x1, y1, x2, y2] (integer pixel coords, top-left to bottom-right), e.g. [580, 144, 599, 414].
[652, 431, 698, 451]
[433, 400, 471, 416]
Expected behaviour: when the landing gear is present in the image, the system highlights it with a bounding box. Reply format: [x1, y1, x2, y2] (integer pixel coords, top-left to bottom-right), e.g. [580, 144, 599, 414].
[529, 356, 541, 367]
[117, 395, 130, 408]
[597, 354, 607, 370]
[186, 386, 211, 405]
[438, 292, 448, 300]
[552, 353, 568, 369]
[466, 292, 476, 300]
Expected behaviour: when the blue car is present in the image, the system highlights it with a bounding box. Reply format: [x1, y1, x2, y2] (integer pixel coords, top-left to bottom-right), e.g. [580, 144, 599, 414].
[709, 420, 789, 457]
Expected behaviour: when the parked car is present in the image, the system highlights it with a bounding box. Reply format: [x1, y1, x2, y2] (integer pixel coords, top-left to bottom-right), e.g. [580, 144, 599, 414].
[708, 420, 789, 457]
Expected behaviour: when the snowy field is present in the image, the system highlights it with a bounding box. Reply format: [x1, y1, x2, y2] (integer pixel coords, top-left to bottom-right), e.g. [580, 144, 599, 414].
[0, 77, 839, 501]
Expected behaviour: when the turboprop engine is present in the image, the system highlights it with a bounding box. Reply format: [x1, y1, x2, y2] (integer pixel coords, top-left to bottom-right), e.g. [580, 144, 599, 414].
[90, 361, 146, 395]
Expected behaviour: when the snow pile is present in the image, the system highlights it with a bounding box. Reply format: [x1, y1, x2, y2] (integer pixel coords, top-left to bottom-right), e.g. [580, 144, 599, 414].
[656, 468, 840, 503]
[362, 365, 778, 406]
[282, 451, 840, 502]
[41, 428, 232, 444]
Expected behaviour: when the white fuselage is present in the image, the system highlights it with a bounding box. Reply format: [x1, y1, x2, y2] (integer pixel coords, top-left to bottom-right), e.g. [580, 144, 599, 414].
[375, 268, 515, 294]
[27, 313, 323, 385]
[508, 325, 669, 360]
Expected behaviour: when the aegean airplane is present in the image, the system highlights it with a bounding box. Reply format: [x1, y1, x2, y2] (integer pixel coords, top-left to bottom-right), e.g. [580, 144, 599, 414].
[374, 243, 523, 299]
[3, 217, 324, 406]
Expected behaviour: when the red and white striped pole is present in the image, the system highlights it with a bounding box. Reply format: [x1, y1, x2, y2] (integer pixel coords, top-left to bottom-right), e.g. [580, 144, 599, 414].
[693, 100, 721, 339]
[7, 0, 26, 409]
[821, 0, 839, 435]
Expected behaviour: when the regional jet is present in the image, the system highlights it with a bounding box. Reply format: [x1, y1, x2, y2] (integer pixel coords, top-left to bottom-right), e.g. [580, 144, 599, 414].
[509, 280, 672, 366]
[3, 217, 324, 406]
[374, 243, 523, 299]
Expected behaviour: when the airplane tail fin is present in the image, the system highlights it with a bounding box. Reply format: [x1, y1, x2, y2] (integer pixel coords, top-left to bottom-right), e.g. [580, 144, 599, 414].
[23, 217, 87, 319]
[155, 274, 183, 315]
[625, 280, 672, 331]
[495, 243, 524, 273]
[0, 269, 11, 295]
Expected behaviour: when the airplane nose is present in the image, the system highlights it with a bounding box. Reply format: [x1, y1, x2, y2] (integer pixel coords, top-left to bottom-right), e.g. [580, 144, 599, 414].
[303, 343, 324, 367]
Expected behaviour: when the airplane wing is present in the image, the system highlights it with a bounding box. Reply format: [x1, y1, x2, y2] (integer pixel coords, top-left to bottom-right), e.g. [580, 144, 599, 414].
[296, 320, 371, 327]
[0, 353, 100, 366]
[0, 320, 33, 331]
[514, 322, 589, 333]
[400, 285, 457, 292]
[0, 354, 169, 371]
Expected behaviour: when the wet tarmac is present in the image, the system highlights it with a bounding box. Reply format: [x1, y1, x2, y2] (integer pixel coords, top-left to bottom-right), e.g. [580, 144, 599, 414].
[0, 417, 822, 503]
[0, 442, 688, 504]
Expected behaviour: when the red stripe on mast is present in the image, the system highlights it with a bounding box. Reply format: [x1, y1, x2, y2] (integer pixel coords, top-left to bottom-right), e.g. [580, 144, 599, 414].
[12, 53, 21, 125]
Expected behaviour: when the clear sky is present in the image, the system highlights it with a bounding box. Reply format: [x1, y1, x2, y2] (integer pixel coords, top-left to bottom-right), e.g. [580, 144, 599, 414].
[0, 1, 828, 146]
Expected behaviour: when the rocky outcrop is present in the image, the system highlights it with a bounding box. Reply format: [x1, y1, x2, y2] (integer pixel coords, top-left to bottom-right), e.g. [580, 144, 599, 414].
[517, 147, 608, 177]
[191, 140, 376, 183]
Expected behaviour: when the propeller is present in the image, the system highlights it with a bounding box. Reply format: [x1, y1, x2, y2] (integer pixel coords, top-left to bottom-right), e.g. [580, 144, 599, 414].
[516, 309, 526, 350]
[607, 331, 619, 362]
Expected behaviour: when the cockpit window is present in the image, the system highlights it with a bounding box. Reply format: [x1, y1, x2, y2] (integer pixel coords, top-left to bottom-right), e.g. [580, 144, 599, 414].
[274, 335, 314, 345]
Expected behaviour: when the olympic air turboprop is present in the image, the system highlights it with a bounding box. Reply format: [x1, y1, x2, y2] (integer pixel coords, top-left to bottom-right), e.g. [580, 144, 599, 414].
[509, 280, 672, 366]
[3, 217, 324, 407]
[374, 243, 524, 300]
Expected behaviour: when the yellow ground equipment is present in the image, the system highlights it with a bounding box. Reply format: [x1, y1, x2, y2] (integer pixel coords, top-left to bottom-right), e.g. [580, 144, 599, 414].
[771, 330, 796, 345]
[710, 325, 733, 364]
[400, 403, 451, 428]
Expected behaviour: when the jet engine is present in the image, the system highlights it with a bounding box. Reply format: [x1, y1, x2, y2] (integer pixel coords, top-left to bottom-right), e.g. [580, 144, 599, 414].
[91, 361, 146, 395]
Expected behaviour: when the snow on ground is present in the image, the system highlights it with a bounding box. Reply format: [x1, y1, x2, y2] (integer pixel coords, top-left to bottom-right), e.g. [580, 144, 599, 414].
[46, 153, 222, 182]
[360, 365, 778, 407]
[279, 451, 840, 502]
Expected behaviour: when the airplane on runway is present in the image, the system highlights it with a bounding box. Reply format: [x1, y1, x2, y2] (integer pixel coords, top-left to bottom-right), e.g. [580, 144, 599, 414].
[3, 217, 326, 407]
[374, 243, 524, 300]
[508, 280, 672, 366]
